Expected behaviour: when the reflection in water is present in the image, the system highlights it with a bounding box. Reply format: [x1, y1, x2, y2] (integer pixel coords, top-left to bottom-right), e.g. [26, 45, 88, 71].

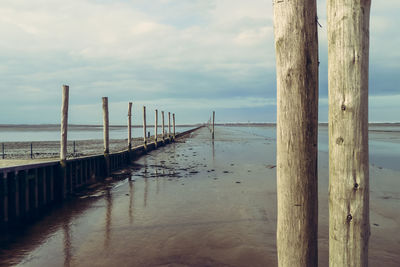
[143, 178, 149, 208]
[212, 140, 215, 165]
[153, 156, 160, 195]
[129, 181, 135, 224]
[142, 155, 149, 208]
[156, 176, 160, 195]
[104, 189, 113, 249]
[63, 222, 72, 267]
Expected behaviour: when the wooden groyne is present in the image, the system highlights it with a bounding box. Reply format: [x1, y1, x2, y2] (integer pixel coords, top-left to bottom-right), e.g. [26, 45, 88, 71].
[0, 126, 202, 229]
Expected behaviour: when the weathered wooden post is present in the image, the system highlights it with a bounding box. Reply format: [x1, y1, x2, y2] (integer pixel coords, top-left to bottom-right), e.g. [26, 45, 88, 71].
[128, 102, 132, 150]
[155, 109, 158, 145]
[102, 97, 110, 176]
[143, 106, 147, 149]
[273, 0, 319, 266]
[173, 113, 176, 139]
[328, 1, 371, 266]
[30, 143, 33, 159]
[60, 85, 69, 198]
[168, 112, 171, 139]
[2, 143, 4, 159]
[162, 111, 165, 142]
[212, 111, 215, 139]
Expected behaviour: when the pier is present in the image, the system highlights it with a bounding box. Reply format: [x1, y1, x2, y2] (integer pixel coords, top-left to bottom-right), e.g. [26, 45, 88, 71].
[0, 126, 202, 229]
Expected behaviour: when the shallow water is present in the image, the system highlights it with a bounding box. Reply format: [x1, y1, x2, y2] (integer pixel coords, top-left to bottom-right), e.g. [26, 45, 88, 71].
[0, 126, 399, 266]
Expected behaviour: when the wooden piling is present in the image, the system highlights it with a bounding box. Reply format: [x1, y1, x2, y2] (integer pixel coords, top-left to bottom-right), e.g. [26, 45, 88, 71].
[212, 111, 215, 139]
[60, 85, 69, 198]
[2, 143, 4, 159]
[103, 97, 110, 176]
[155, 109, 158, 144]
[328, 1, 371, 266]
[168, 112, 171, 138]
[173, 113, 175, 139]
[128, 102, 132, 150]
[273, 0, 319, 266]
[162, 111, 165, 141]
[30, 143, 33, 159]
[143, 106, 147, 149]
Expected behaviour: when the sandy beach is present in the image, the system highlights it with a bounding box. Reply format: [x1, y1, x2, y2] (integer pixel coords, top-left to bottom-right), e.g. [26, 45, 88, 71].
[0, 126, 399, 266]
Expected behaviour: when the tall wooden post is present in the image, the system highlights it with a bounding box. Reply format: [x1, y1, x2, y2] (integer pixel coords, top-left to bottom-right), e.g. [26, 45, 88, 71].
[143, 106, 147, 149]
[328, 1, 371, 266]
[102, 97, 110, 176]
[155, 109, 158, 145]
[273, 0, 319, 266]
[173, 113, 175, 139]
[212, 111, 215, 139]
[128, 102, 132, 150]
[162, 111, 165, 141]
[168, 112, 171, 139]
[60, 85, 69, 198]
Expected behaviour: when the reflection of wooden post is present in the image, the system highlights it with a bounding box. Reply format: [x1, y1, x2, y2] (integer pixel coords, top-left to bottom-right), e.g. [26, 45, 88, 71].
[274, 1, 319, 266]
[328, 1, 371, 266]
[168, 112, 171, 138]
[155, 109, 158, 144]
[173, 113, 175, 139]
[162, 111, 165, 141]
[212, 111, 215, 139]
[128, 102, 132, 150]
[103, 97, 110, 176]
[143, 106, 147, 148]
[60, 85, 69, 198]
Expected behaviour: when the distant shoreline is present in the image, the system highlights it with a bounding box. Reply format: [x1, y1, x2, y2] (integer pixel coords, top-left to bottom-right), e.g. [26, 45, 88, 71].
[1, 122, 400, 128]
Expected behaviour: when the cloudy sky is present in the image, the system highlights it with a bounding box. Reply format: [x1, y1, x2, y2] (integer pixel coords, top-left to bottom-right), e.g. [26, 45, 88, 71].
[0, 0, 399, 125]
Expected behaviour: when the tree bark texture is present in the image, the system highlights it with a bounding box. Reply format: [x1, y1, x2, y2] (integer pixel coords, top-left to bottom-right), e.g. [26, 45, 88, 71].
[328, 1, 371, 266]
[273, 0, 319, 266]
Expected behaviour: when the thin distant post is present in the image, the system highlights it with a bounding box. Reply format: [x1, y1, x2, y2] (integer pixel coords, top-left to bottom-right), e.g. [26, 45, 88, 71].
[2, 143, 4, 159]
[173, 113, 176, 139]
[143, 106, 147, 149]
[162, 111, 165, 142]
[328, 1, 371, 266]
[60, 85, 69, 198]
[30, 143, 33, 159]
[212, 111, 215, 139]
[103, 97, 110, 176]
[128, 102, 132, 150]
[168, 112, 171, 139]
[274, 0, 319, 266]
[155, 109, 158, 145]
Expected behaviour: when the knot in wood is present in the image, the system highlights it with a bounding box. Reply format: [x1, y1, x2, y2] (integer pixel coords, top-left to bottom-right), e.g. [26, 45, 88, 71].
[354, 183, 359, 190]
[336, 137, 344, 145]
[347, 214, 353, 222]
[341, 104, 346, 111]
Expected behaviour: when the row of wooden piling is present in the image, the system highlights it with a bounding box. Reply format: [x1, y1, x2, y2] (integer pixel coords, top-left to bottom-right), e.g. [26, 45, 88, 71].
[0, 85, 199, 229]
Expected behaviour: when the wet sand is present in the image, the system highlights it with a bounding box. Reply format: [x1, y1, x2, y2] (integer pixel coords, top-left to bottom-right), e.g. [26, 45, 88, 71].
[0, 126, 399, 266]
